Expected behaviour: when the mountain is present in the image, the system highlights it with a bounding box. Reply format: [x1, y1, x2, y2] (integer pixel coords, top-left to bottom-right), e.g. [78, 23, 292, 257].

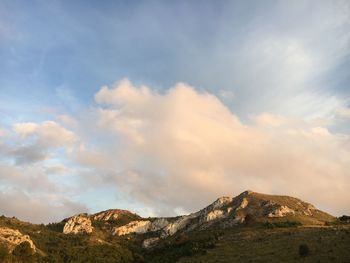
[0, 191, 349, 263]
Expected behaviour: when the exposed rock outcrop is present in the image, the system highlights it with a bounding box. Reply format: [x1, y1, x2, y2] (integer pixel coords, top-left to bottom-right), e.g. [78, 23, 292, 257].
[92, 209, 138, 221]
[204, 209, 225, 222]
[113, 220, 151, 236]
[237, 197, 249, 210]
[268, 205, 295, 217]
[142, 237, 160, 248]
[0, 227, 36, 252]
[62, 190, 333, 240]
[161, 214, 196, 238]
[63, 214, 93, 234]
[160, 196, 234, 238]
[149, 218, 169, 231]
[130, 191, 332, 239]
[113, 218, 169, 236]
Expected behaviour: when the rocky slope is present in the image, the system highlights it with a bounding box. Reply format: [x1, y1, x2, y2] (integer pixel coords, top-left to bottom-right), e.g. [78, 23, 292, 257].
[0, 227, 36, 252]
[62, 209, 140, 234]
[62, 190, 334, 248]
[118, 191, 332, 246]
[63, 213, 93, 234]
[0, 190, 346, 262]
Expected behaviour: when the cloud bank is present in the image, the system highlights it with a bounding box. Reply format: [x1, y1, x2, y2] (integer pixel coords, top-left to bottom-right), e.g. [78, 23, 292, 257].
[0, 121, 86, 223]
[91, 79, 350, 216]
[0, 79, 349, 222]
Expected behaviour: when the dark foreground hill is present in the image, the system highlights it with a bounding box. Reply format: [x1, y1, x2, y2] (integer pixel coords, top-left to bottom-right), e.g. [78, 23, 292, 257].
[0, 191, 349, 262]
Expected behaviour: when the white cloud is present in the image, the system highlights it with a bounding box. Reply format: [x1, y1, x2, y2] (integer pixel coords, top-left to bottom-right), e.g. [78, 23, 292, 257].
[1, 79, 349, 222]
[57, 114, 78, 128]
[0, 120, 85, 223]
[14, 121, 76, 147]
[0, 190, 87, 224]
[253, 112, 287, 127]
[336, 107, 350, 118]
[91, 79, 350, 216]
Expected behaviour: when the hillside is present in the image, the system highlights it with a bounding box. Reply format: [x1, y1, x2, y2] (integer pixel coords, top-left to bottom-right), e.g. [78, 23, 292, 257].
[0, 190, 349, 262]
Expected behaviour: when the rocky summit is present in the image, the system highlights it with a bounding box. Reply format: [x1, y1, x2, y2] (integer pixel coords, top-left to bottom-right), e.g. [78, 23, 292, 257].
[0, 190, 348, 263]
[62, 190, 334, 242]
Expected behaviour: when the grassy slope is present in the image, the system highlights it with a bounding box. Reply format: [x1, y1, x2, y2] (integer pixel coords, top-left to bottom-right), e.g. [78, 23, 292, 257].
[178, 225, 350, 263]
[1, 216, 349, 263]
[0, 191, 346, 263]
[247, 192, 335, 224]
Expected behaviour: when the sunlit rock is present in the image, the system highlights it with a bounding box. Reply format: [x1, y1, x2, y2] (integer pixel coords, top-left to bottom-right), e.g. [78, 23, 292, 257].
[63, 214, 93, 234]
[142, 237, 160, 248]
[113, 220, 151, 236]
[268, 205, 295, 217]
[0, 227, 36, 252]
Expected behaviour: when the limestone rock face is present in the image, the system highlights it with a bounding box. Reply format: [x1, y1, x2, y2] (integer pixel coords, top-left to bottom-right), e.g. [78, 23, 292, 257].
[0, 227, 36, 252]
[205, 209, 225, 222]
[63, 214, 93, 234]
[113, 218, 169, 236]
[303, 204, 316, 216]
[149, 218, 169, 231]
[160, 197, 234, 238]
[237, 198, 249, 210]
[203, 196, 233, 213]
[142, 237, 160, 248]
[92, 209, 136, 221]
[268, 205, 295, 217]
[161, 215, 195, 238]
[113, 220, 151, 236]
[59, 190, 333, 244]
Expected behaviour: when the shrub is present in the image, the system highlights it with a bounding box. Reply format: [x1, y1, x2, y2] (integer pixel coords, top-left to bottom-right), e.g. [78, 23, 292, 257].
[13, 241, 35, 262]
[263, 221, 301, 228]
[299, 243, 309, 257]
[339, 215, 350, 222]
[0, 244, 10, 261]
[46, 222, 65, 232]
[244, 214, 256, 225]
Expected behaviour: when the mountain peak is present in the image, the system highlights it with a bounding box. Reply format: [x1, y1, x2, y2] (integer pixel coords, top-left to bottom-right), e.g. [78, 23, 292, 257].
[92, 209, 138, 221]
[242, 190, 253, 195]
[60, 191, 335, 243]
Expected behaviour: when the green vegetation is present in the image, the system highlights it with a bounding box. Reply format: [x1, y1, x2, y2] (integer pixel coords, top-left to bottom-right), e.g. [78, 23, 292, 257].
[0, 209, 349, 263]
[12, 242, 36, 263]
[298, 243, 309, 257]
[325, 215, 350, 226]
[262, 220, 302, 228]
[0, 243, 10, 262]
[92, 212, 141, 231]
[178, 226, 350, 263]
[0, 216, 140, 263]
[143, 231, 222, 263]
[0, 218, 349, 262]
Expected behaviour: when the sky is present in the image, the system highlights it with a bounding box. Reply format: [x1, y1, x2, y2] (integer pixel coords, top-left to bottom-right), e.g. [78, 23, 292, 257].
[0, 0, 349, 223]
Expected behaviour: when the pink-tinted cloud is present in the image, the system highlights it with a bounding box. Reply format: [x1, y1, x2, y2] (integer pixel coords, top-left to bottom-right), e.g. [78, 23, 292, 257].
[92, 79, 350, 216]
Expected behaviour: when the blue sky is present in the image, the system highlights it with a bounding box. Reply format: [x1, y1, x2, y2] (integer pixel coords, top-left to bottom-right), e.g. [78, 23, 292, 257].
[0, 0, 349, 223]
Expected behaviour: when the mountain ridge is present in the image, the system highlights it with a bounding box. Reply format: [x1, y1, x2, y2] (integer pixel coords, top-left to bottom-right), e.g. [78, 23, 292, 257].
[60, 190, 334, 244]
[0, 190, 348, 263]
